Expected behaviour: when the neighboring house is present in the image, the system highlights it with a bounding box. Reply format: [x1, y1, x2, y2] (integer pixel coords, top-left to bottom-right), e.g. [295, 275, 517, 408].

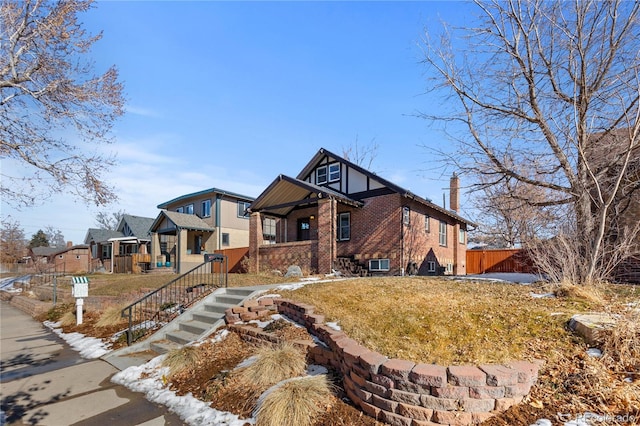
[150, 188, 255, 274]
[248, 148, 475, 276]
[84, 214, 155, 273]
[31, 243, 91, 274]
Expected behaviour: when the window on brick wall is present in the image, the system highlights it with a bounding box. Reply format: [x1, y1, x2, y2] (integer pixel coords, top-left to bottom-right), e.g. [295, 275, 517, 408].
[263, 217, 276, 244]
[427, 261, 436, 272]
[439, 221, 447, 246]
[425, 215, 430, 232]
[403, 206, 410, 225]
[459, 228, 466, 244]
[369, 259, 390, 271]
[338, 212, 350, 241]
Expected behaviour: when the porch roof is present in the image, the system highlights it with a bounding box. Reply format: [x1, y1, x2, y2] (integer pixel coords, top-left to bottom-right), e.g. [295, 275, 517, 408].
[150, 210, 216, 233]
[249, 174, 363, 217]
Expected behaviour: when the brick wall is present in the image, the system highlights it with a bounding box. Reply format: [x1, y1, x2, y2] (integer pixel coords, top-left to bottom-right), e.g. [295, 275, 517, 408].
[226, 298, 541, 426]
[256, 241, 318, 275]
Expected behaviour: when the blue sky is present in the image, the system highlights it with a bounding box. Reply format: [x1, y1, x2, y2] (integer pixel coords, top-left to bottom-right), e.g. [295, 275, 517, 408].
[3, 1, 476, 245]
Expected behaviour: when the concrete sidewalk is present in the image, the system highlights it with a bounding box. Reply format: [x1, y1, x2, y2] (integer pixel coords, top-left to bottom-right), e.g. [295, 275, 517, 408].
[0, 302, 185, 426]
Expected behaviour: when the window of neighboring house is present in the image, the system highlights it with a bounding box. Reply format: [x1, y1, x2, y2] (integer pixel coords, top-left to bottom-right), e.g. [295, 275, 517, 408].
[316, 166, 328, 184]
[338, 212, 350, 241]
[185, 204, 194, 215]
[427, 261, 436, 272]
[263, 217, 276, 244]
[439, 221, 447, 246]
[328, 163, 340, 182]
[222, 233, 230, 246]
[202, 200, 211, 217]
[459, 228, 466, 244]
[447, 263, 454, 273]
[369, 259, 390, 272]
[176, 207, 184, 213]
[403, 206, 410, 225]
[237, 201, 250, 218]
[101, 245, 110, 259]
[425, 215, 430, 232]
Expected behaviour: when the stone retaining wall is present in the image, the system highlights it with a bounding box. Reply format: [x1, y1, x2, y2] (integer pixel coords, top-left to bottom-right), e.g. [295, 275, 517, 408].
[226, 297, 542, 426]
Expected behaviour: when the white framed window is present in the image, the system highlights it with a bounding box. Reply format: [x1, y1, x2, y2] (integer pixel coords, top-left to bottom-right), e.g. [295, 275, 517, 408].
[328, 163, 340, 182]
[237, 201, 250, 218]
[316, 166, 328, 184]
[447, 263, 454, 273]
[427, 261, 436, 272]
[185, 204, 194, 215]
[439, 221, 447, 246]
[369, 259, 390, 271]
[403, 206, 410, 225]
[222, 233, 230, 246]
[425, 215, 430, 232]
[338, 212, 350, 241]
[263, 217, 276, 244]
[459, 228, 466, 244]
[202, 200, 211, 217]
[176, 207, 184, 213]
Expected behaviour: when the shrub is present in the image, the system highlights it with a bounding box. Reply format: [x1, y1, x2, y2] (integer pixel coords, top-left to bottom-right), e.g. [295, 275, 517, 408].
[163, 345, 200, 378]
[254, 375, 332, 426]
[238, 343, 306, 388]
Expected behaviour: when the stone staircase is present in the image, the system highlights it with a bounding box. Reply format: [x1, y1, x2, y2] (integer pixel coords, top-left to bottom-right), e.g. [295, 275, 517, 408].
[102, 286, 264, 370]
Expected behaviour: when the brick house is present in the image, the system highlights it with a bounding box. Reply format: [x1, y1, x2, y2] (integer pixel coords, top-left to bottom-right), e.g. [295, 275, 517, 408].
[248, 148, 475, 276]
[30, 243, 91, 274]
[150, 187, 255, 274]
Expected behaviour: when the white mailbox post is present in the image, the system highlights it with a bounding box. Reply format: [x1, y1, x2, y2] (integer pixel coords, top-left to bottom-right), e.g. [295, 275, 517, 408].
[71, 277, 89, 325]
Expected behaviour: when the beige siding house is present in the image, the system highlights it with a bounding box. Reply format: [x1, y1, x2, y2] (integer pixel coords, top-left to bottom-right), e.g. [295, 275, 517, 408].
[150, 188, 254, 273]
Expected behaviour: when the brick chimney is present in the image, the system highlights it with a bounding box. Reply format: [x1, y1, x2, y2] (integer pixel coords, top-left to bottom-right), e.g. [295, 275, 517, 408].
[450, 172, 460, 213]
[66, 241, 73, 248]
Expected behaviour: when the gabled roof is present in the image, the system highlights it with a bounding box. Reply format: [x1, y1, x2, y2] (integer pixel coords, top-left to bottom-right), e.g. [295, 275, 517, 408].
[157, 187, 255, 210]
[117, 214, 154, 240]
[31, 246, 59, 257]
[249, 175, 364, 217]
[84, 228, 123, 244]
[254, 147, 475, 225]
[150, 210, 216, 233]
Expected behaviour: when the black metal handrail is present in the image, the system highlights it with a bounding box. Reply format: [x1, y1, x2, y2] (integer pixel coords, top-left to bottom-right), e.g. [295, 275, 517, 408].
[121, 257, 227, 345]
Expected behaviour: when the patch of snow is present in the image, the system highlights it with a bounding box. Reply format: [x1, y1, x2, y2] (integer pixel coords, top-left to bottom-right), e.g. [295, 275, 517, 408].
[307, 364, 328, 376]
[300, 277, 320, 282]
[248, 318, 273, 328]
[530, 292, 556, 299]
[43, 320, 111, 359]
[235, 355, 258, 370]
[586, 348, 602, 358]
[530, 420, 552, 426]
[275, 282, 309, 291]
[461, 272, 544, 284]
[113, 356, 253, 426]
[325, 322, 341, 331]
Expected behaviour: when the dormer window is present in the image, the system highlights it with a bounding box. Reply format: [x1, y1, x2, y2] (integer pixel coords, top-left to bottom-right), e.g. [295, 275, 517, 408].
[316, 166, 328, 184]
[328, 163, 340, 182]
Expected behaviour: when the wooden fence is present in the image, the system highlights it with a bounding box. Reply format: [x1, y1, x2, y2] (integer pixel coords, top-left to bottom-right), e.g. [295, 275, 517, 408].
[466, 249, 535, 274]
[213, 247, 249, 273]
[114, 253, 152, 274]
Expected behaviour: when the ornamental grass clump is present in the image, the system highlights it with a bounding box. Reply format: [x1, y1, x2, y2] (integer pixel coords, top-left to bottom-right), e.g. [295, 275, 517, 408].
[95, 305, 127, 328]
[254, 375, 333, 426]
[163, 345, 200, 378]
[238, 343, 306, 388]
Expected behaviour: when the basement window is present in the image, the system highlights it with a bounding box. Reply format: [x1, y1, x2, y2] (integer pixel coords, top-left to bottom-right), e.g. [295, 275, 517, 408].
[427, 261, 436, 272]
[369, 259, 390, 272]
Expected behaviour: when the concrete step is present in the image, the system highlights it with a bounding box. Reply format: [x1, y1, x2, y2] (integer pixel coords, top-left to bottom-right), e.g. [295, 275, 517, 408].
[180, 320, 211, 335]
[193, 310, 224, 324]
[166, 330, 199, 345]
[225, 287, 255, 296]
[215, 294, 246, 305]
[203, 303, 231, 315]
[150, 339, 181, 355]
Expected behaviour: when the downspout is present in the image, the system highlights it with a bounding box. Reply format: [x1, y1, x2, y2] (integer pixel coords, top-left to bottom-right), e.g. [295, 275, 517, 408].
[215, 193, 222, 249]
[110, 241, 114, 274]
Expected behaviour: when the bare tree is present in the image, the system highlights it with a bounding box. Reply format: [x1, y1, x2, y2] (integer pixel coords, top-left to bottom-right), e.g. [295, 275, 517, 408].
[342, 136, 379, 170]
[421, 0, 640, 285]
[0, 0, 124, 207]
[471, 174, 559, 248]
[94, 209, 125, 231]
[44, 225, 66, 248]
[0, 217, 26, 263]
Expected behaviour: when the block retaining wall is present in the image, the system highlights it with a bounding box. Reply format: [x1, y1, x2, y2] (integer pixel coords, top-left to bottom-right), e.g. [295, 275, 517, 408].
[225, 297, 542, 426]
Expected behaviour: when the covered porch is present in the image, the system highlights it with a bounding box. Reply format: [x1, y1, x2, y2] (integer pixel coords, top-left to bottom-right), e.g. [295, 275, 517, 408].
[248, 175, 362, 274]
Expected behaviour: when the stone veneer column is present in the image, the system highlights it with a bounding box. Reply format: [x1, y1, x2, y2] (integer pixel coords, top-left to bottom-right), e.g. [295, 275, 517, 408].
[317, 197, 337, 274]
[249, 212, 262, 274]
